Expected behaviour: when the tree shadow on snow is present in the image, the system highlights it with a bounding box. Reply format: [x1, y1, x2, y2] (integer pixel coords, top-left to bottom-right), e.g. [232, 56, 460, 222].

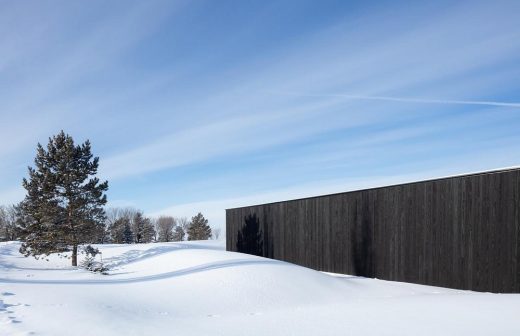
[104, 243, 222, 269]
[0, 258, 284, 285]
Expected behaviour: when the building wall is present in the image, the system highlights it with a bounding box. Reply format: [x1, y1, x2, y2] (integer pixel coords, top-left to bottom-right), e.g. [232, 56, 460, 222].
[226, 168, 520, 293]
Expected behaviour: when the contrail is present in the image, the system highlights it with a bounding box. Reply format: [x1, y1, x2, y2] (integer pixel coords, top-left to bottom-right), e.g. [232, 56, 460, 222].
[277, 92, 520, 108]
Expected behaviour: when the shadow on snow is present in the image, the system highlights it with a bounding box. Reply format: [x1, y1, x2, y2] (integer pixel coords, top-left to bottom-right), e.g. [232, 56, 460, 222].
[0, 258, 283, 285]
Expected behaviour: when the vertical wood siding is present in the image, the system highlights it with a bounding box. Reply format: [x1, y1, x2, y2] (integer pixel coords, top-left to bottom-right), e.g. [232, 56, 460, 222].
[226, 169, 520, 293]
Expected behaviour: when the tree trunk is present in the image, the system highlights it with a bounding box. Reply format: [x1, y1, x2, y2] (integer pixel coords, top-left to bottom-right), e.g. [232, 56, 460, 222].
[72, 244, 78, 266]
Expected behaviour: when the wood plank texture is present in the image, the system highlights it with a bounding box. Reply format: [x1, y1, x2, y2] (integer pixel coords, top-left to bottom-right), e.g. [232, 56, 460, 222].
[226, 168, 520, 293]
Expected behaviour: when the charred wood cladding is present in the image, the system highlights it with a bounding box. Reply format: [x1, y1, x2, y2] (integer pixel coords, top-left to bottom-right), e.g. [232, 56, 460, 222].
[226, 168, 520, 293]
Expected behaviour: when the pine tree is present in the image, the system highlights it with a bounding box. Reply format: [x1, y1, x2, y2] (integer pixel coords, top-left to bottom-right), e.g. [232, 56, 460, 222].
[122, 221, 133, 244]
[187, 212, 211, 241]
[131, 212, 155, 243]
[19, 131, 108, 266]
[110, 217, 133, 243]
[172, 225, 185, 241]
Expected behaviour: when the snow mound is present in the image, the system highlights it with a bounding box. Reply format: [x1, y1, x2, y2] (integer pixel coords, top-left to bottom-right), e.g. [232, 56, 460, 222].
[1, 240, 520, 336]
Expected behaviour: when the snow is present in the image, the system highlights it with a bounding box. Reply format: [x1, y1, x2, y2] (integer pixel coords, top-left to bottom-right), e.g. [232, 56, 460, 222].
[1, 240, 519, 336]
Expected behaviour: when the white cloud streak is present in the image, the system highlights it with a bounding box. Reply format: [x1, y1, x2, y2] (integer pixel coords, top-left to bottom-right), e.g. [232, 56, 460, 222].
[275, 93, 520, 108]
[97, 1, 520, 182]
[1, 0, 520, 215]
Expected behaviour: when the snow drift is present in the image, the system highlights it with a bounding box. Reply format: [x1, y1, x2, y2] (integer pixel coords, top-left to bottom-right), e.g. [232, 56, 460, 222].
[1, 240, 519, 336]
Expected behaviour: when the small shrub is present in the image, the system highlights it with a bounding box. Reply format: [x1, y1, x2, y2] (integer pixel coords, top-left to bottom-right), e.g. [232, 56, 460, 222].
[80, 245, 109, 274]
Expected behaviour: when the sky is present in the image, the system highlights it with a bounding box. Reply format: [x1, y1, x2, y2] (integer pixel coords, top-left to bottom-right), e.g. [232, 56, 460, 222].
[1, 0, 519, 230]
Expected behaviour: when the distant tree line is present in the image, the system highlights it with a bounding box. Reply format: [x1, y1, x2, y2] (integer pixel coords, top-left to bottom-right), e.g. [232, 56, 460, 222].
[0, 131, 221, 266]
[104, 208, 214, 243]
[0, 204, 19, 241]
[1, 204, 217, 244]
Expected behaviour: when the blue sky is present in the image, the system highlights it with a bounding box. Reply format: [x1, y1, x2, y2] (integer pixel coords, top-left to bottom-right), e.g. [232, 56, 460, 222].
[1, 0, 520, 229]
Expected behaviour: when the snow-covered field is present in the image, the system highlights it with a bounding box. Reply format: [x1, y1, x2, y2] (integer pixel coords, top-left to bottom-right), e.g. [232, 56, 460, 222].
[1, 241, 519, 336]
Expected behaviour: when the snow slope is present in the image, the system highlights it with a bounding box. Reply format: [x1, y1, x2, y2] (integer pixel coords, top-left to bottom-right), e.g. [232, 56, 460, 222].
[1, 240, 519, 336]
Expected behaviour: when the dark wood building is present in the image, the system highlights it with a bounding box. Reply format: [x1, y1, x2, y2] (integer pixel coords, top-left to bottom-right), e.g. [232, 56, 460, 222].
[226, 168, 520, 293]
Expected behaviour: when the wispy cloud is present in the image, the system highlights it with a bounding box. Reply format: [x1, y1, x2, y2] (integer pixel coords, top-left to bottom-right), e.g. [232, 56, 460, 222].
[97, 1, 520, 184]
[99, 98, 380, 180]
[275, 93, 520, 108]
[1, 0, 519, 226]
[0, 0, 182, 189]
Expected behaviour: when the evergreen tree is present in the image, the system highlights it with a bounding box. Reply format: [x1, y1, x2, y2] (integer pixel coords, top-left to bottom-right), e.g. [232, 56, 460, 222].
[172, 224, 185, 241]
[131, 212, 155, 243]
[122, 221, 133, 244]
[109, 217, 133, 244]
[19, 131, 108, 266]
[187, 212, 211, 241]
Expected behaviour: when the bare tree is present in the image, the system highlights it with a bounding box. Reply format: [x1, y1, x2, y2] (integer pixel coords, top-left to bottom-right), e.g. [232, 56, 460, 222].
[0, 206, 7, 241]
[120, 207, 139, 221]
[0, 205, 20, 241]
[157, 216, 176, 242]
[151, 217, 159, 242]
[105, 207, 122, 227]
[177, 217, 190, 240]
[103, 208, 121, 243]
[105, 207, 139, 243]
[212, 227, 222, 240]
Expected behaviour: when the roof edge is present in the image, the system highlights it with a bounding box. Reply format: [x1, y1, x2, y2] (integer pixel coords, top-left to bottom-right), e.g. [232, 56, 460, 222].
[226, 166, 520, 211]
